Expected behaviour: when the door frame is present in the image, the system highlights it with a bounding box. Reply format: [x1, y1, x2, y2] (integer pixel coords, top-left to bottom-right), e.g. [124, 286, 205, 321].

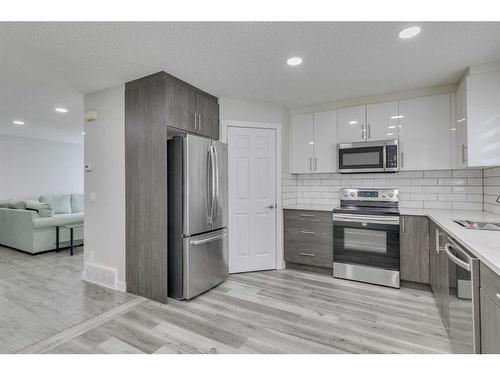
[221, 120, 284, 270]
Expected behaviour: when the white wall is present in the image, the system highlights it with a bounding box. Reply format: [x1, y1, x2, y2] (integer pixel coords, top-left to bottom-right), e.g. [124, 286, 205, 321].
[219, 97, 290, 172]
[0, 135, 83, 199]
[83, 84, 126, 291]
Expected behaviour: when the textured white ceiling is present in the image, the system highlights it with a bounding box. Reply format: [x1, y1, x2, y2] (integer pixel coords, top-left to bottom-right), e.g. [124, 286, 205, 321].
[1, 22, 500, 142]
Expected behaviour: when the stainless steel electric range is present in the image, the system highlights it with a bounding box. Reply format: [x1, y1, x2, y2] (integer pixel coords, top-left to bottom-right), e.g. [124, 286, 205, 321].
[333, 188, 400, 288]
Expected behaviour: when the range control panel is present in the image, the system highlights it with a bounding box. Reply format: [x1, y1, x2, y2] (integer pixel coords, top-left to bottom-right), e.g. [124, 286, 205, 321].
[340, 188, 399, 202]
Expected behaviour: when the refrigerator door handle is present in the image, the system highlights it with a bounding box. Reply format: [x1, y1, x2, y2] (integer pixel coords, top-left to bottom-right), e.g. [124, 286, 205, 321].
[212, 144, 220, 221]
[206, 147, 213, 224]
[190, 233, 227, 246]
[209, 145, 217, 224]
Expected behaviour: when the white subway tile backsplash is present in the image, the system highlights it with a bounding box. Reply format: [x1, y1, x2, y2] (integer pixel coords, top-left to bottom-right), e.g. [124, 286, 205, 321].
[284, 169, 487, 212]
[424, 201, 452, 209]
[423, 186, 452, 194]
[437, 178, 467, 185]
[452, 169, 482, 178]
[452, 185, 482, 194]
[467, 178, 483, 186]
[400, 200, 424, 208]
[424, 170, 452, 178]
[452, 202, 482, 210]
[411, 178, 438, 186]
[484, 167, 500, 177]
[483, 166, 500, 215]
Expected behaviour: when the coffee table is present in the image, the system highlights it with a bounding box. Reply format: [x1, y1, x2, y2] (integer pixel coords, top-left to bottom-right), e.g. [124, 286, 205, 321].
[55, 223, 84, 256]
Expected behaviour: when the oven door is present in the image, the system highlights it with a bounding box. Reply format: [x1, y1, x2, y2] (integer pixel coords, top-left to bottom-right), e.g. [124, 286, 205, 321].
[333, 213, 400, 287]
[338, 144, 385, 173]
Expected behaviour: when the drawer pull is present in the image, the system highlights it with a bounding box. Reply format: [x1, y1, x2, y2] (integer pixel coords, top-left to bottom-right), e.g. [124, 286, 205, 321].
[300, 230, 315, 235]
[300, 252, 316, 257]
[300, 214, 315, 217]
[496, 293, 500, 301]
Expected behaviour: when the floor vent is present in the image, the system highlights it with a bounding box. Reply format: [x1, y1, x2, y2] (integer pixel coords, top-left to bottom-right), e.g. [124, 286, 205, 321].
[83, 262, 117, 290]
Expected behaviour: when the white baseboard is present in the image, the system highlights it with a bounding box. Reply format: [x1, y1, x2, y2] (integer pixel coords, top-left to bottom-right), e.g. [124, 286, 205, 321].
[82, 262, 125, 292]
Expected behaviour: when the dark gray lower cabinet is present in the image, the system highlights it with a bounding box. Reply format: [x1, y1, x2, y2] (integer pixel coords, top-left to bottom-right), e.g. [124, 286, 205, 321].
[480, 263, 500, 353]
[400, 215, 430, 284]
[429, 220, 449, 328]
[284, 209, 333, 273]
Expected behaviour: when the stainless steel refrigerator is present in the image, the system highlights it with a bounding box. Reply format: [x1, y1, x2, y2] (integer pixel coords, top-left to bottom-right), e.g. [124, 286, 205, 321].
[167, 134, 228, 300]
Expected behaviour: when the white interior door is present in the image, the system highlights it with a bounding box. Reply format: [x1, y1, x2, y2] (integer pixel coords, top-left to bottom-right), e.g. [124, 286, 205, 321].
[228, 127, 277, 273]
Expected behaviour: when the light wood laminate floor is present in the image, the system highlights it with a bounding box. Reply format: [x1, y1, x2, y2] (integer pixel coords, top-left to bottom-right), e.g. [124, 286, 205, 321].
[1, 245, 463, 354]
[0, 246, 136, 353]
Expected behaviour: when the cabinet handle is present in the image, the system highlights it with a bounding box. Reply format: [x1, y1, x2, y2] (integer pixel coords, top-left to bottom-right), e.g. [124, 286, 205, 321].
[361, 124, 365, 140]
[198, 114, 202, 131]
[309, 157, 312, 171]
[300, 214, 315, 217]
[300, 252, 315, 257]
[300, 230, 315, 235]
[314, 157, 317, 171]
[194, 113, 198, 130]
[368, 123, 371, 139]
[462, 145, 467, 163]
[401, 217, 405, 235]
[401, 151, 404, 169]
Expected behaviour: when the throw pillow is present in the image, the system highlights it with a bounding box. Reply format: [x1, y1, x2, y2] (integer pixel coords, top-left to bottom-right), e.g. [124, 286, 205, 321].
[9, 200, 26, 210]
[39, 194, 72, 214]
[38, 208, 55, 218]
[26, 200, 50, 211]
[71, 194, 84, 213]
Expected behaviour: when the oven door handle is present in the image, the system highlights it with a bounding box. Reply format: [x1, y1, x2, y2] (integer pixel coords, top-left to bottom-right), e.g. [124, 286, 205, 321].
[333, 213, 400, 225]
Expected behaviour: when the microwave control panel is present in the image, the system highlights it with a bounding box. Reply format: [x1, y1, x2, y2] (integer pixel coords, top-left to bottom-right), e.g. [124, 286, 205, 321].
[386, 145, 398, 168]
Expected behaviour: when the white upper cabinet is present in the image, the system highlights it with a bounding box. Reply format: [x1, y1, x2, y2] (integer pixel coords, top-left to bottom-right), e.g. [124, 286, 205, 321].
[290, 113, 314, 173]
[290, 111, 338, 174]
[313, 110, 338, 173]
[338, 105, 366, 143]
[366, 101, 399, 141]
[466, 70, 500, 167]
[398, 93, 451, 171]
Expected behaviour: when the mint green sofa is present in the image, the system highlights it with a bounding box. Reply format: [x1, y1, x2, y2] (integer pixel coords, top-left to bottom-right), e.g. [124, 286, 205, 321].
[0, 194, 84, 254]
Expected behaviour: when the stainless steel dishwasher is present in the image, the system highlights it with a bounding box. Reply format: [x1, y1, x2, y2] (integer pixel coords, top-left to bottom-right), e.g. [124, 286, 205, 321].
[442, 236, 480, 353]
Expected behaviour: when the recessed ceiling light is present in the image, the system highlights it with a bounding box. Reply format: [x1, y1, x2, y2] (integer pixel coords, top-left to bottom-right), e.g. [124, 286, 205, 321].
[388, 125, 396, 129]
[390, 115, 404, 119]
[398, 26, 421, 39]
[286, 57, 303, 66]
[55, 107, 68, 113]
[81, 131, 86, 135]
[13, 120, 25, 125]
[348, 120, 358, 125]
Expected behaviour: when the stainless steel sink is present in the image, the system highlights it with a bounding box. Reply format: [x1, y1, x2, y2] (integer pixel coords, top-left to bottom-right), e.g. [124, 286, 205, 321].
[454, 220, 500, 231]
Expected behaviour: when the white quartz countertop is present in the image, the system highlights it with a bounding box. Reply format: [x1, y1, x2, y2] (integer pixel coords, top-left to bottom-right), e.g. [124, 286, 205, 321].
[283, 204, 336, 212]
[284, 205, 500, 276]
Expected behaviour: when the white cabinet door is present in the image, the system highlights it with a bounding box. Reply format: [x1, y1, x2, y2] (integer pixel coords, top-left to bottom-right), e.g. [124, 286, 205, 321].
[399, 94, 451, 170]
[338, 105, 366, 143]
[451, 82, 468, 169]
[366, 101, 399, 141]
[466, 71, 500, 167]
[313, 110, 338, 173]
[290, 113, 314, 173]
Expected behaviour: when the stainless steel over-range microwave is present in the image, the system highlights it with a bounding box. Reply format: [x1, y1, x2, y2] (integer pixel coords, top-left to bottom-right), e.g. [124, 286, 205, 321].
[337, 139, 399, 173]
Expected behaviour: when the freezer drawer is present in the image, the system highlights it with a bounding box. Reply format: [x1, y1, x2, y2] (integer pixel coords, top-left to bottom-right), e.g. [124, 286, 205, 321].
[183, 228, 228, 299]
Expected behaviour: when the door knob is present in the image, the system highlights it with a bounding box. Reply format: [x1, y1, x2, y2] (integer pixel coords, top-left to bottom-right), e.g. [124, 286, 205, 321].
[266, 203, 277, 209]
